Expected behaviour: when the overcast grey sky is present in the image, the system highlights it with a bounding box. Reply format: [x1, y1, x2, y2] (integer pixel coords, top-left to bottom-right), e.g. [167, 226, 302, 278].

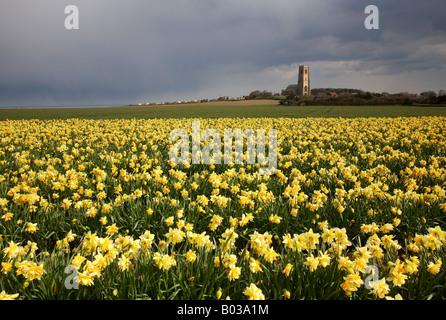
[1, 0, 445, 106]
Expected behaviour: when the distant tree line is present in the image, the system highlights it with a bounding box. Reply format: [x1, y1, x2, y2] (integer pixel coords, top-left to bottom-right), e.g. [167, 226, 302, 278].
[244, 90, 282, 100]
[277, 88, 446, 106]
[243, 88, 446, 106]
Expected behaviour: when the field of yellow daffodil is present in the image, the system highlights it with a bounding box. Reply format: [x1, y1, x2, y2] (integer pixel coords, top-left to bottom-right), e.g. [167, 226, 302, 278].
[0, 117, 445, 300]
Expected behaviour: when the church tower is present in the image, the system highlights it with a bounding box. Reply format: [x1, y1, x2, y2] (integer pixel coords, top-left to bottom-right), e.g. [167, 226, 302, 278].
[297, 65, 310, 96]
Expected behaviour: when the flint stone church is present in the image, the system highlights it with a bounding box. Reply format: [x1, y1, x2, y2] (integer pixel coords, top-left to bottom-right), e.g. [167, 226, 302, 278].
[282, 65, 310, 97]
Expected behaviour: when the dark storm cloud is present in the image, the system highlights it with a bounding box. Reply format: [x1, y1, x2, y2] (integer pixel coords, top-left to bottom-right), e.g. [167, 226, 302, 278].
[1, 0, 445, 107]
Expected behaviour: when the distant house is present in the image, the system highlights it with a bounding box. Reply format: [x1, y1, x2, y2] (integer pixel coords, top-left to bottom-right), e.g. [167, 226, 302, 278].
[312, 90, 337, 99]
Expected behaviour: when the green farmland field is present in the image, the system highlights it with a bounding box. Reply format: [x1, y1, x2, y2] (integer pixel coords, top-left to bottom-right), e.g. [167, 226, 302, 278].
[1, 100, 446, 120]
